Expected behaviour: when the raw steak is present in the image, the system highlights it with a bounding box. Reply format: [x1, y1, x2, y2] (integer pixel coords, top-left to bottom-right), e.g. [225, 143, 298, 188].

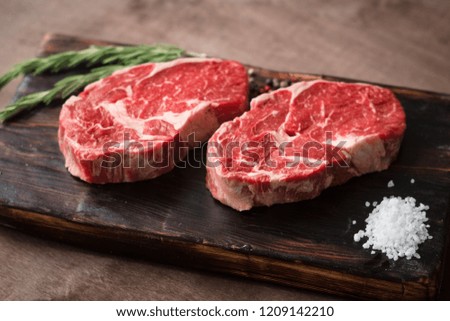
[59, 58, 248, 183]
[206, 80, 406, 211]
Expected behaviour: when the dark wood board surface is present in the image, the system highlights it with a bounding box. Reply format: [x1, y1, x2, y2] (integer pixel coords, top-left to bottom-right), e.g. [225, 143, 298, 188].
[0, 34, 449, 300]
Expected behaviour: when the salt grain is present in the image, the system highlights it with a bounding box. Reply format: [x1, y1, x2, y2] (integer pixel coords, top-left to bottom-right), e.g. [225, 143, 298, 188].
[354, 196, 431, 260]
[365, 201, 370, 207]
[411, 178, 415, 184]
[387, 180, 395, 188]
[353, 230, 364, 242]
[352, 220, 357, 225]
[372, 201, 377, 207]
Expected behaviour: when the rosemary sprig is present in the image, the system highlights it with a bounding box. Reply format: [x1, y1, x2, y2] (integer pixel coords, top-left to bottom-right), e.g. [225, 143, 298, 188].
[0, 44, 185, 90]
[0, 65, 124, 122]
[0, 44, 190, 122]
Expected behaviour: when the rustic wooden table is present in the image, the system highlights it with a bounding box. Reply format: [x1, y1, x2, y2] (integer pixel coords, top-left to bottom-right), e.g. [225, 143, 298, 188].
[0, 0, 449, 300]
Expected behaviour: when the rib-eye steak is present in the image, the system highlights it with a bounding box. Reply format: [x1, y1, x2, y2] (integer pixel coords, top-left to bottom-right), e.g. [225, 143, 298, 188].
[59, 58, 248, 183]
[206, 80, 406, 211]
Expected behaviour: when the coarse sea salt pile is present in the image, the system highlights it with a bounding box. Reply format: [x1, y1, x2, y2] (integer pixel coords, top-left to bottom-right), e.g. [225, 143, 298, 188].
[354, 196, 432, 261]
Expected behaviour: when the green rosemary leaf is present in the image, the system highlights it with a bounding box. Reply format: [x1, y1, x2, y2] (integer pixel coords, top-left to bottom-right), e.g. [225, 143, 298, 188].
[0, 65, 124, 122]
[0, 44, 187, 91]
[0, 91, 50, 122]
[0, 68, 23, 88]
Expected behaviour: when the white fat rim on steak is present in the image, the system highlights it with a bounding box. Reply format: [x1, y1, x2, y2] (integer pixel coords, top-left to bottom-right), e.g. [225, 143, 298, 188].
[249, 79, 321, 109]
[111, 57, 223, 78]
[83, 57, 222, 94]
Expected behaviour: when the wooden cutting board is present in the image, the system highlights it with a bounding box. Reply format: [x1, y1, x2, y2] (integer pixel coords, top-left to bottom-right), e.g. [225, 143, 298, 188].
[0, 33, 449, 300]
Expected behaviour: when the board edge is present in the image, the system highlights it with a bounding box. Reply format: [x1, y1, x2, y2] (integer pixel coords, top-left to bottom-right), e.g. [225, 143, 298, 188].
[0, 205, 437, 300]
